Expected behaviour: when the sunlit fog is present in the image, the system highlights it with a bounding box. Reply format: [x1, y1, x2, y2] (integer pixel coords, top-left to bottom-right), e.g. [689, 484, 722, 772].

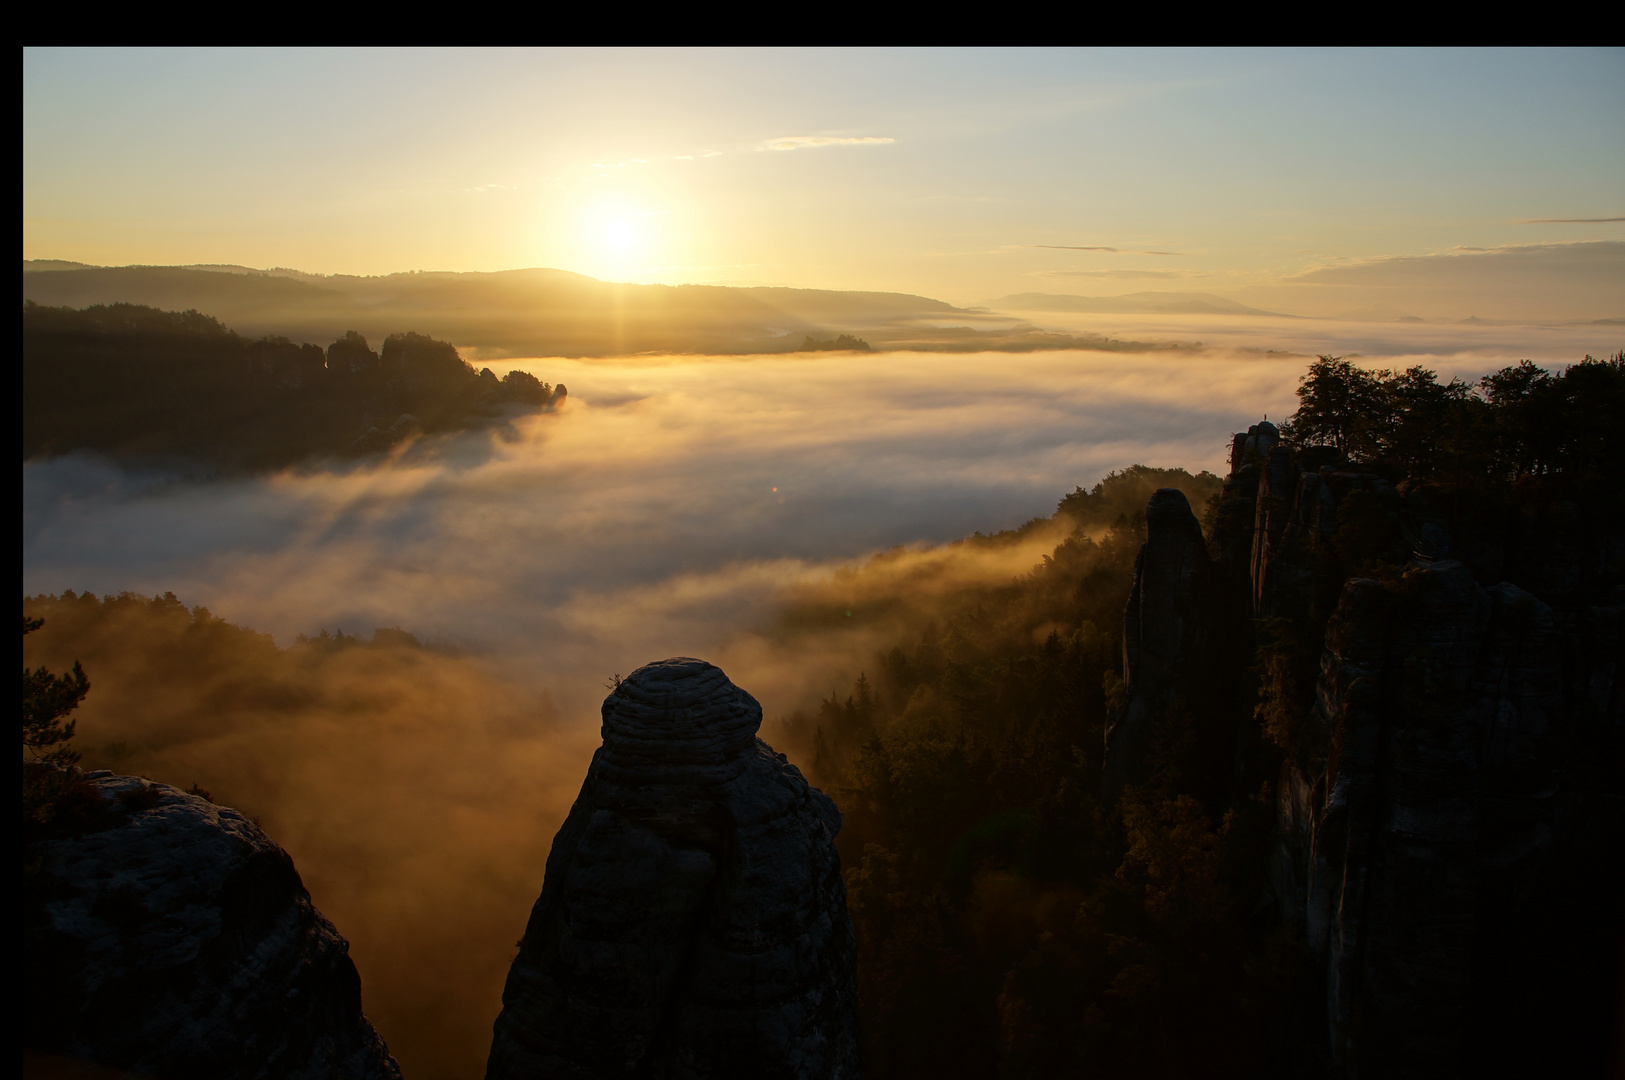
[24, 348, 1298, 690]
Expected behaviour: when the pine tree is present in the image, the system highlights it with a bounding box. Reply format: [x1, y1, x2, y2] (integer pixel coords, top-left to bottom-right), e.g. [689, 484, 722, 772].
[22, 616, 89, 766]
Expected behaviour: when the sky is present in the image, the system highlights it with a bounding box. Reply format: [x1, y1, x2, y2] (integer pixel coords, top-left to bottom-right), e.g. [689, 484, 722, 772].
[22, 47, 1625, 314]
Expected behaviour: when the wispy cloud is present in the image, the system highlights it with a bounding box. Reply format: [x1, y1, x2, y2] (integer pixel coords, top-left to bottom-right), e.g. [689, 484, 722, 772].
[1518, 217, 1624, 224]
[1033, 245, 1190, 256]
[761, 135, 896, 152]
[1046, 269, 1200, 280]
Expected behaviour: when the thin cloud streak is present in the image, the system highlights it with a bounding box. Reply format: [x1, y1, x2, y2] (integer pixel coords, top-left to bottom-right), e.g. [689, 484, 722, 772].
[1046, 269, 1200, 279]
[1032, 245, 1190, 255]
[761, 135, 896, 151]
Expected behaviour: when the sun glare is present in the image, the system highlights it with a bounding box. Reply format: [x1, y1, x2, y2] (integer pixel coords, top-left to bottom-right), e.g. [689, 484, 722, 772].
[602, 219, 635, 252]
[570, 194, 664, 278]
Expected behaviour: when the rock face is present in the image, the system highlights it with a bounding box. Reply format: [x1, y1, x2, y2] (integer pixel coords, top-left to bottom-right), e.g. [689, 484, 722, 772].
[487, 657, 859, 1080]
[1291, 565, 1566, 1075]
[1107, 422, 1624, 1077]
[23, 772, 399, 1080]
[1102, 488, 1216, 802]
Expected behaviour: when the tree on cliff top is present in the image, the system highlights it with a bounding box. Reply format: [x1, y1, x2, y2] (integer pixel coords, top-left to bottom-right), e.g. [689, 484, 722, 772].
[1282, 355, 1398, 459]
[1281, 351, 1625, 482]
[23, 616, 89, 767]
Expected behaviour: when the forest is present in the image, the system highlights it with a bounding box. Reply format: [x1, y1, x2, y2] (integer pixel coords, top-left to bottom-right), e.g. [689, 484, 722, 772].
[22, 301, 564, 470]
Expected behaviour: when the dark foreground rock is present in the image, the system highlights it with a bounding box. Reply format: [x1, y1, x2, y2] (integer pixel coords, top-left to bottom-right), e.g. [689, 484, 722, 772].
[1105, 419, 1624, 1078]
[23, 770, 399, 1080]
[488, 657, 859, 1080]
[1280, 564, 1622, 1078]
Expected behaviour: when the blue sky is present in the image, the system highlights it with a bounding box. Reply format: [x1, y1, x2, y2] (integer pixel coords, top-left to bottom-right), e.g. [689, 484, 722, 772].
[23, 47, 1624, 313]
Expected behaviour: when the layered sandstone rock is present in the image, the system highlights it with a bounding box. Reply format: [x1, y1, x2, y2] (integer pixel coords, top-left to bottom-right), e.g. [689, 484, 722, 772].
[1194, 420, 1624, 1077]
[487, 657, 859, 1080]
[23, 772, 399, 1080]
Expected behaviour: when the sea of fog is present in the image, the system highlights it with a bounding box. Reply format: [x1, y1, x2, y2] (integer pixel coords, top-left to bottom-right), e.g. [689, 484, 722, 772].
[24, 331, 1614, 725]
[29, 350, 1301, 711]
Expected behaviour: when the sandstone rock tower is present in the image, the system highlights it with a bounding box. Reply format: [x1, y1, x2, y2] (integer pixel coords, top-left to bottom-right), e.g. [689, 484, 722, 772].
[1102, 487, 1217, 803]
[487, 658, 859, 1080]
[1102, 419, 1623, 1077]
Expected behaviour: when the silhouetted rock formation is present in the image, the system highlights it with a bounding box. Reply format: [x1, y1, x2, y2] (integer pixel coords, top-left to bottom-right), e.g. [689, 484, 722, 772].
[1102, 488, 1216, 802]
[1105, 421, 1624, 1078]
[23, 771, 399, 1080]
[1208, 421, 1276, 605]
[487, 657, 859, 1080]
[1279, 563, 1622, 1078]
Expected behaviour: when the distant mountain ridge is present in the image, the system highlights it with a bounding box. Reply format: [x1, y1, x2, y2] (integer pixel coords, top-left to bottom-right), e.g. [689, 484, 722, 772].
[22, 262, 1157, 357]
[989, 291, 1290, 317]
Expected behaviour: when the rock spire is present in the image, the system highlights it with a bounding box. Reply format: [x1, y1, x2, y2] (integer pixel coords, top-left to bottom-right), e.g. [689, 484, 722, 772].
[1102, 487, 1217, 802]
[487, 657, 859, 1080]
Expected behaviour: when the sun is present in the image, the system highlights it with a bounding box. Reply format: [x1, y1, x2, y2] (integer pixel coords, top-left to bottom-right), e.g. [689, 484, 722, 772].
[567, 193, 672, 278]
[602, 218, 636, 253]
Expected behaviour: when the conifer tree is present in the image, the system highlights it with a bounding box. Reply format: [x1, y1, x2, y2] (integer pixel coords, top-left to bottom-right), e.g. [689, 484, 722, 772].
[22, 616, 89, 766]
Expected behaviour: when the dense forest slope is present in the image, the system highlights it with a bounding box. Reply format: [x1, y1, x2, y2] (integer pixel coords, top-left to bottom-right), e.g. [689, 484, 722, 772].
[795, 354, 1623, 1079]
[23, 301, 563, 469]
[23, 262, 1150, 357]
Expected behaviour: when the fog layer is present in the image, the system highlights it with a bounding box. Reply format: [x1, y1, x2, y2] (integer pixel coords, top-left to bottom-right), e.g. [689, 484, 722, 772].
[24, 349, 1307, 705]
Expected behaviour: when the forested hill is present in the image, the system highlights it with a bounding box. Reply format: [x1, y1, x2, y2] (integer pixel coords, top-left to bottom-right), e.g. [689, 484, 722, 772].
[21, 263, 1150, 356]
[23, 302, 563, 470]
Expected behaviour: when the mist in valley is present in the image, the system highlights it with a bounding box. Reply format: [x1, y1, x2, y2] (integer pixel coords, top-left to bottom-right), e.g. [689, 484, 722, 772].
[25, 345, 1304, 1076]
[25, 328, 1612, 1077]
